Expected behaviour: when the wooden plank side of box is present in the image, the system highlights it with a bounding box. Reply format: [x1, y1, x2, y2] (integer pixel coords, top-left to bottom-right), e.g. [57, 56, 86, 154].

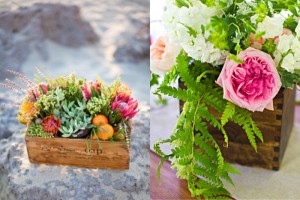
[179, 79, 295, 170]
[25, 136, 129, 169]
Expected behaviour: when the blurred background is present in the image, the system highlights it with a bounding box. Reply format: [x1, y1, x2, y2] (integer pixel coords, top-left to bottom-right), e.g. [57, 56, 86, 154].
[0, 1, 150, 199]
[150, 0, 300, 199]
[0, 0, 149, 102]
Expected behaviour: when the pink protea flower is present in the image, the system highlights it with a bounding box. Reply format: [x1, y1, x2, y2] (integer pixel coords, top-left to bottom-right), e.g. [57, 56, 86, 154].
[111, 94, 139, 119]
[42, 115, 61, 135]
[82, 81, 101, 101]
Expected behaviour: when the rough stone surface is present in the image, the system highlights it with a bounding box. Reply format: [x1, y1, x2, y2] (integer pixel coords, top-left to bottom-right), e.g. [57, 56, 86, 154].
[0, 3, 99, 77]
[0, 94, 150, 200]
[0, 93, 21, 140]
[113, 20, 150, 62]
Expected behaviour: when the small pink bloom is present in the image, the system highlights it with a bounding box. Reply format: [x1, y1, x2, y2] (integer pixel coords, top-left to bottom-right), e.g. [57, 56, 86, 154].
[111, 94, 139, 119]
[27, 83, 48, 101]
[216, 47, 282, 112]
[250, 33, 265, 50]
[150, 36, 181, 74]
[91, 82, 101, 93]
[82, 81, 101, 101]
[82, 83, 92, 101]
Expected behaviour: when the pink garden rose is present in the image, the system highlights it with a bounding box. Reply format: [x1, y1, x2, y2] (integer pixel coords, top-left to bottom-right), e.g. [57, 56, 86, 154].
[150, 36, 181, 74]
[216, 47, 282, 112]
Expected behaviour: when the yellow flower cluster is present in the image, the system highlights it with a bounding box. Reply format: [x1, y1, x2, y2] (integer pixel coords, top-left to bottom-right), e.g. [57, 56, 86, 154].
[17, 101, 40, 125]
[117, 83, 132, 97]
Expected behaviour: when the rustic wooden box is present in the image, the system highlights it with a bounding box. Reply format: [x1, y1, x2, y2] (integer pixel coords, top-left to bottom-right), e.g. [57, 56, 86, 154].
[25, 136, 130, 169]
[179, 81, 295, 170]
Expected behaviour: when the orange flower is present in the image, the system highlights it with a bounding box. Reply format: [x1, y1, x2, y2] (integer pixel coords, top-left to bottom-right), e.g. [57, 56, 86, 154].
[18, 102, 40, 125]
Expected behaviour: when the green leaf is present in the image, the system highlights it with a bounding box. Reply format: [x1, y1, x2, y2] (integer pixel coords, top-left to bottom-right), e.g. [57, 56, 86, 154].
[279, 68, 299, 88]
[227, 54, 244, 64]
[175, 0, 189, 8]
[262, 39, 277, 55]
[150, 73, 160, 87]
[207, 16, 229, 50]
[221, 102, 235, 126]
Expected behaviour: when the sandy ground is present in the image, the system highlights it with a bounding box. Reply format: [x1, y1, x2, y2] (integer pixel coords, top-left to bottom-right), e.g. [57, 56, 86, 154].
[0, 0, 149, 102]
[0, 1, 149, 199]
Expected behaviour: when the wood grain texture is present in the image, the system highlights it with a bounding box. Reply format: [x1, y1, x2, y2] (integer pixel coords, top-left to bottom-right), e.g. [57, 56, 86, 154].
[25, 136, 129, 169]
[150, 151, 195, 200]
[179, 80, 296, 170]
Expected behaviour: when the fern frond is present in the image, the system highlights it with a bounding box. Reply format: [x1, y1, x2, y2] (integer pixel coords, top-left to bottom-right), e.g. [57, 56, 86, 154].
[156, 85, 197, 101]
[221, 102, 236, 126]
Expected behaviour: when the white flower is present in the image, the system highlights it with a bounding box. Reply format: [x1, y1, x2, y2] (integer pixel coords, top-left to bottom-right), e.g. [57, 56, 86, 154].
[273, 50, 282, 67]
[281, 53, 296, 72]
[257, 16, 284, 39]
[295, 61, 300, 70]
[250, 14, 258, 24]
[277, 34, 294, 53]
[162, 0, 228, 66]
[291, 37, 300, 59]
[179, 6, 202, 28]
[295, 19, 300, 36]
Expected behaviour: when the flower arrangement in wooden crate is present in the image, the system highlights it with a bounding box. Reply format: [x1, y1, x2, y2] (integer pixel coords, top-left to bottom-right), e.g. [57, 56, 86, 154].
[151, 0, 300, 198]
[1, 70, 139, 169]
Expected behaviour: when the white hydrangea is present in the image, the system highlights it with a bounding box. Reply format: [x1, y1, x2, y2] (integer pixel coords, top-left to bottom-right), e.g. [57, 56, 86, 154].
[162, 0, 228, 65]
[273, 50, 282, 67]
[281, 53, 295, 72]
[277, 34, 294, 53]
[295, 19, 300, 36]
[257, 16, 284, 39]
[291, 37, 300, 58]
[237, 1, 257, 15]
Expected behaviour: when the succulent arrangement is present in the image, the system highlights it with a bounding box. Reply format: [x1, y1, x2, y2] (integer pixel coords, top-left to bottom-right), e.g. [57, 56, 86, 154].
[1, 70, 139, 144]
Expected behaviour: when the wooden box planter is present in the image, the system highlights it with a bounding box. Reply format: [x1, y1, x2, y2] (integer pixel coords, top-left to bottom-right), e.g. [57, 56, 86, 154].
[179, 80, 295, 170]
[25, 136, 130, 169]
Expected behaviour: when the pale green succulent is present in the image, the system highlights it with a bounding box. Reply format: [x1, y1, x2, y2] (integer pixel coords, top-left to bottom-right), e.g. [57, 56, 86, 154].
[55, 100, 93, 138]
[37, 87, 65, 115]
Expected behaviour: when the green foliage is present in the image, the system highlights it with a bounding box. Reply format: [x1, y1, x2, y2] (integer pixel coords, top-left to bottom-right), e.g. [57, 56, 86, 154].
[255, 1, 268, 23]
[27, 124, 53, 138]
[63, 76, 84, 101]
[279, 68, 300, 88]
[207, 16, 229, 50]
[262, 39, 277, 55]
[284, 16, 298, 32]
[87, 96, 110, 116]
[154, 53, 265, 198]
[175, 0, 189, 8]
[221, 102, 235, 126]
[150, 73, 160, 87]
[36, 88, 65, 116]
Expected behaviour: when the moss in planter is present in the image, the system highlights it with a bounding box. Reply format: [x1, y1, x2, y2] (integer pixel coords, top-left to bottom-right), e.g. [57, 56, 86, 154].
[27, 124, 54, 138]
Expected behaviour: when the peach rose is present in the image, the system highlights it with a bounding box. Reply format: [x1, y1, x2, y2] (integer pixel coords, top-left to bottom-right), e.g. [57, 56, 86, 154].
[150, 36, 181, 74]
[216, 47, 282, 112]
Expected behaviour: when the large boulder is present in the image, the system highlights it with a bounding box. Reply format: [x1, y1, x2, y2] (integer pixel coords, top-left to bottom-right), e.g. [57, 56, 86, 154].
[0, 3, 99, 78]
[0, 101, 150, 200]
